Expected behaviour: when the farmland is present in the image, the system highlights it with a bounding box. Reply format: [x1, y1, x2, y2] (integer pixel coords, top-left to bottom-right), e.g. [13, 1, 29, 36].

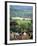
[10, 17, 33, 40]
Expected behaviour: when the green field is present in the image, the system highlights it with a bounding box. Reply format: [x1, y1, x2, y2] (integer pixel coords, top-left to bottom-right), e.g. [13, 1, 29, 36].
[10, 19, 32, 33]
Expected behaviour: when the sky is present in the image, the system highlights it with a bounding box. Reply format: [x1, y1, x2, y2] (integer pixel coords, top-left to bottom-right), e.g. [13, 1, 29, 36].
[10, 5, 32, 10]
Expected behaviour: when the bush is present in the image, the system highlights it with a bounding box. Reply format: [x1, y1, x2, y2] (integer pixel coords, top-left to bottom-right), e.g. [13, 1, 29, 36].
[10, 19, 32, 33]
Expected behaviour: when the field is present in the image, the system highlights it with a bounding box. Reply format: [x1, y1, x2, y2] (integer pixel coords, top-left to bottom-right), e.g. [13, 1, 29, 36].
[10, 18, 33, 40]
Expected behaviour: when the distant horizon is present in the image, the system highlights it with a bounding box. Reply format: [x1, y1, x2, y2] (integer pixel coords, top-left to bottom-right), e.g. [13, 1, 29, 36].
[10, 5, 33, 18]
